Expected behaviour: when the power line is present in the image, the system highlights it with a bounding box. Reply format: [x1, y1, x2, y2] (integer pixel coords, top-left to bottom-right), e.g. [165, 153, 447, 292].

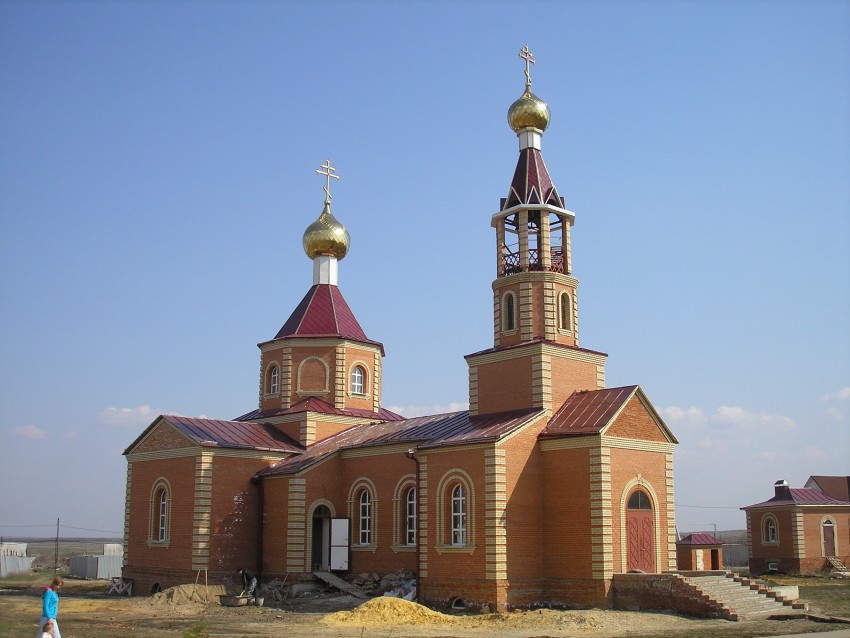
[677, 504, 741, 510]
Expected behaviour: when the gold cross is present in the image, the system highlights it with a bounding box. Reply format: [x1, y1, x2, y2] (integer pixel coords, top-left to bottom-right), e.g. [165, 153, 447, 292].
[315, 159, 340, 202]
[518, 44, 535, 89]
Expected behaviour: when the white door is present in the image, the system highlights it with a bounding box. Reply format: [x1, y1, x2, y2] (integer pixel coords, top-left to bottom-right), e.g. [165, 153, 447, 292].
[330, 518, 350, 571]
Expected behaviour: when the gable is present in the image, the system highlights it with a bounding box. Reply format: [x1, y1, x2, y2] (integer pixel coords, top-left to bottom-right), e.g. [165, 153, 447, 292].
[131, 419, 195, 455]
[604, 394, 670, 442]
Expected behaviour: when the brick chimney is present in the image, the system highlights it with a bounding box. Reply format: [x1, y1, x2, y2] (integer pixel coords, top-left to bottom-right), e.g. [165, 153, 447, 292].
[774, 479, 791, 499]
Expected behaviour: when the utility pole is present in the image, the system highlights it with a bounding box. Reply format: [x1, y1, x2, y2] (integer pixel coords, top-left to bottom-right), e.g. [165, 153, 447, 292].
[54, 518, 59, 574]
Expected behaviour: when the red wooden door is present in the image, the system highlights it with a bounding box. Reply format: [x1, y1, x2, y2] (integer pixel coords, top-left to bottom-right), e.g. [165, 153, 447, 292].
[823, 521, 836, 557]
[626, 510, 655, 572]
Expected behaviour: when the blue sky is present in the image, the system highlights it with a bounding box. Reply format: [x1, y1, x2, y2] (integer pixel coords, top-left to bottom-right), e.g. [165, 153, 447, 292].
[1, 1, 847, 539]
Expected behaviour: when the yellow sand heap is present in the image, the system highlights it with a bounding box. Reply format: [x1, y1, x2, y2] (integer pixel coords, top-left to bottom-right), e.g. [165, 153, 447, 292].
[321, 596, 457, 626]
[148, 584, 228, 605]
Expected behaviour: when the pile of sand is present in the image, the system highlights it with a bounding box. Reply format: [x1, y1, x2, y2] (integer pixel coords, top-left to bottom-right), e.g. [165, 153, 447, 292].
[148, 584, 227, 605]
[321, 597, 458, 626]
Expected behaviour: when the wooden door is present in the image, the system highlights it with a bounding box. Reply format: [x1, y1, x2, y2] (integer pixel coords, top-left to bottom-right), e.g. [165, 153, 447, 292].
[823, 520, 836, 557]
[626, 489, 655, 572]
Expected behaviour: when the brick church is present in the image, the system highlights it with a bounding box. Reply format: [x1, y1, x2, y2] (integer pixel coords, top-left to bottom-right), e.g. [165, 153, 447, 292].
[122, 48, 678, 611]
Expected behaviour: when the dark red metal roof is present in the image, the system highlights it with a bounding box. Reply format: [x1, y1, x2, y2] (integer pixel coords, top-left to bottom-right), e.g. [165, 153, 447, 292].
[677, 533, 722, 546]
[541, 386, 638, 437]
[234, 397, 404, 423]
[807, 475, 850, 501]
[744, 487, 850, 509]
[124, 415, 303, 455]
[503, 148, 565, 211]
[258, 407, 544, 477]
[270, 284, 384, 353]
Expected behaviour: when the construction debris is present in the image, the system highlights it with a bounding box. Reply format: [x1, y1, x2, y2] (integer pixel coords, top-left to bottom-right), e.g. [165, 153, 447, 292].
[352, 568, 416, 599]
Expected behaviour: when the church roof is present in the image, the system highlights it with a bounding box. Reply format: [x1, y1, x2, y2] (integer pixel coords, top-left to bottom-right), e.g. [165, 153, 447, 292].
[542, 385, 638, 436]
[677, 532, 722, 546]
[233, 397, 404, 423]
[124, 414, 303, 455]
[268, 284, 384, 353]
[743, 487, 850, 509]
[806, 475, 850, 501]
[540, 385, 677, 443]
[502, 148, 565, 211]
[257, 407, 544, 477]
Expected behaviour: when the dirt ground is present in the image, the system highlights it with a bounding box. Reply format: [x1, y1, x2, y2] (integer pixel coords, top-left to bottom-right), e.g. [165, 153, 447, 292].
[0, 578, 847, 638]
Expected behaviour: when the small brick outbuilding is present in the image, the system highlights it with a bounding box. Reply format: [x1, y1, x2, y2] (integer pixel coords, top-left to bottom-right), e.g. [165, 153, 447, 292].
[676, 533, 723, 571]
[743, 477, 850, 575]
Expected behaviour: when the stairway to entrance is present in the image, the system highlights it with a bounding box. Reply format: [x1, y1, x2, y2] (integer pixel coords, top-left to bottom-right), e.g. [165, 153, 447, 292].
[681, 573, 807, 621]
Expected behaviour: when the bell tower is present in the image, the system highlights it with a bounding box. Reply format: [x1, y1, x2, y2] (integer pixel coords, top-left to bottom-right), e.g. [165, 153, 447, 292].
[466, 47, 607, 416]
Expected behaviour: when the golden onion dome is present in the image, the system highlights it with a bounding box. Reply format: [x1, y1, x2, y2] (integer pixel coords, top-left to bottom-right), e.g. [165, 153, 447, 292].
[302, 202, 350, 260]
[508, 89, 550, 133]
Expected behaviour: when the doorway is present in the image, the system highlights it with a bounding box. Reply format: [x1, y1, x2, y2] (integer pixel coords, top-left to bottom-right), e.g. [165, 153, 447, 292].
[626, 489, 655, 572]
[823, 519, 836, 557]
[311, 505, 331, 571]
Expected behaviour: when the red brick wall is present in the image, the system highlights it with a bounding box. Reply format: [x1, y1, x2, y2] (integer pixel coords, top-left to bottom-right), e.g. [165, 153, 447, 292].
[605, 396, 667, 442]
[207, 457, 268, 575]
[313, 419, 358, 443]
[548, 355, 600, 409]
[503, 423, 545, 593]
[542, 446, 593, 579]
[476, 357, 533, 414]
[260, 473, 298, 579]
[124, 456, 197, 592]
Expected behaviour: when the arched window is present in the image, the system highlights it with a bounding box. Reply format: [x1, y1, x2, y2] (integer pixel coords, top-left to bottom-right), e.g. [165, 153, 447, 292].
[268, 365, 279, 395]
[503, 292, 516, 332]
[157, 489, 168, 541]
[762, 514, 778, 544]
[405, 487, 417, 546]
[148, 479, 172, 545]
[451, 484, 467, 546]
[627, 490, 652, 510]
[351, 365, 365, 395]
[558, 292, 572, 331]
[359, 490, 371, 545]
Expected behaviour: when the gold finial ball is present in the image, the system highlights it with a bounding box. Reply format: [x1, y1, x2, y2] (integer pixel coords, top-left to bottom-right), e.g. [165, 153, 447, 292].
[508, 90, 550, 132]
[302, 203, 350, 260]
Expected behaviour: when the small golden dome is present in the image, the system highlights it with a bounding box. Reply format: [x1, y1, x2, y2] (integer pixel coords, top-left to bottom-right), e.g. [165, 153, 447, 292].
[508, 90, 550, 132]
[302, 202, 350, 260]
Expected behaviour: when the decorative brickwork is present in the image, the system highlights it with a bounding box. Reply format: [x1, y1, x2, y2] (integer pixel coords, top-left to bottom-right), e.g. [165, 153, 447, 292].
[191, 453, 213, 570]
[590, 446, 613, 579]
[418, 455, 429, 578]
[286, 479, 307, 573]
[484, 448, 507, 580]
[123, 463, 132, 566]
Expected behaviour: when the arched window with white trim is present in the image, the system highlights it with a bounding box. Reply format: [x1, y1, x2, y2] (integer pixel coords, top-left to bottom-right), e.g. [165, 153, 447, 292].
[359, 490, 371, 545]
[405, 487, 417, 546]
[148, 478, 172, 546]
[451, 484, 467, 546]
[762, 514, 778, 544]
[351, 365, 365, 395]
[268, 365, 279, 395]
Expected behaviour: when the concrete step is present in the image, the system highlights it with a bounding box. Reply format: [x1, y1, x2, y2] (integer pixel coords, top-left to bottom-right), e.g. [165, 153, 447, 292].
[682, 574, 802, 620]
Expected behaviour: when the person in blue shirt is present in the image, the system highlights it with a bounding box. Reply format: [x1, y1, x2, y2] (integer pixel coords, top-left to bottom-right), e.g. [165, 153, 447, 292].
[37, 576, 62, 638]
